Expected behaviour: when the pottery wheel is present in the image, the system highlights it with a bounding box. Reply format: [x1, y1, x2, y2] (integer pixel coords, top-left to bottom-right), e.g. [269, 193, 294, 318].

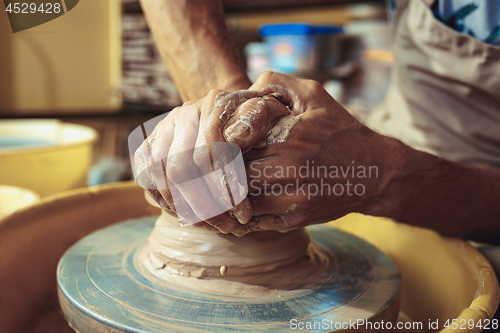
[57, 216, 400, 332]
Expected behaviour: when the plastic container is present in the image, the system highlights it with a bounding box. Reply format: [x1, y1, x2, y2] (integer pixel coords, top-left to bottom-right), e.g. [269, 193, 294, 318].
[259, 23, 344, 75]
[259, 23, 318, 74]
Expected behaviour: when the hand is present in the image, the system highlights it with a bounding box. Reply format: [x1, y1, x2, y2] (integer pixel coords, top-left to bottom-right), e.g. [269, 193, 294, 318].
[231, 72, 400, 236]
[133, 89, 290, 233]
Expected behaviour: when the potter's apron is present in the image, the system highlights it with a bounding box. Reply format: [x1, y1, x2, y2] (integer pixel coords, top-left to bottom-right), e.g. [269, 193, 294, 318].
[367, 0, 500, 167]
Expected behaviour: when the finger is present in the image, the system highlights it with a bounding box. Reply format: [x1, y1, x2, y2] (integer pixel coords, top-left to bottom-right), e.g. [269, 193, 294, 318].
[209, 141, 252, 224]
[191, 141, 235, 216]
[197, 90, 265, 145]
[231, 214, 291, 237]
[203, 212, 242, 234]
[229, 197, 252, 224]
[213, 90, 267, 125]
[136, 170, 170, 210]
[135, 134, 171, 210]
[241, 134, 283, 161]
[195, 142, 252, 225]
[250, 71, 324, 114]
[223, 94, 291, 149]
[129, 112, 169, 180]
[250, 72, 301, 112]
[192, 132, 251, 225]
[164, 103, 237, 231]
[167, 182, 197, 226]
[144, 112, 176, 210]
[195, 91, 263, 224]
[155, 159, 177, 211]
[132, 109, 177, 210]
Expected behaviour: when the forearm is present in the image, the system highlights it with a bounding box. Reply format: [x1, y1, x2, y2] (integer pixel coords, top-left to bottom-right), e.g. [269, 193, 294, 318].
[366, 137, 500, 244]
[139, 0, 251, 101]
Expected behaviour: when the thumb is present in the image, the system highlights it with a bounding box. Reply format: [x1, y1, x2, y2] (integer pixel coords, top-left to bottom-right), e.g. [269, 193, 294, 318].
[223, 94, 290, 148]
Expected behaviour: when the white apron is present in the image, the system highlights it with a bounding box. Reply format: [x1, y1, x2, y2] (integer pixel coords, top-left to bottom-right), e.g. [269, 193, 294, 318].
[367, 0, 500, 167]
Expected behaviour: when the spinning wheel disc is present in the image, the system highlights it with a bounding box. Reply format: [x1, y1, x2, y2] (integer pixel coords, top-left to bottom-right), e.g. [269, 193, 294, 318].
[57, 217, 400, 332]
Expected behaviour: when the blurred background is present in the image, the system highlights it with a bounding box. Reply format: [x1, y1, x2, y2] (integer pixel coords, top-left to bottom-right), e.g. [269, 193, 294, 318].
[0, 0, 393, 206]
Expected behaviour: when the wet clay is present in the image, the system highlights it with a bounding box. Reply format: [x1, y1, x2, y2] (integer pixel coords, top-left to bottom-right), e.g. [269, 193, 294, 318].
[137, 210, 334, 297]
[263, 114, 302, 145]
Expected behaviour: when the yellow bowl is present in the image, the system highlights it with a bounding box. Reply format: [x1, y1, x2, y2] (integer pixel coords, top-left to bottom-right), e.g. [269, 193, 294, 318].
[0, 181, 497, 332]
[0, 185, 40, 219]
[0, 119, 97, 197]
[328, 215, 499, 333]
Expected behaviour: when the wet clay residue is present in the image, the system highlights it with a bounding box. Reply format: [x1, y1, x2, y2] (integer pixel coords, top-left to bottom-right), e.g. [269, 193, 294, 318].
[136, 211, 334, 297]
[262, 114, 302, 145]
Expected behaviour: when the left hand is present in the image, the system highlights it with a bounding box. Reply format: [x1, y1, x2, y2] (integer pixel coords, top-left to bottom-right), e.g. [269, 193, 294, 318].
[133, 89, 291, 233]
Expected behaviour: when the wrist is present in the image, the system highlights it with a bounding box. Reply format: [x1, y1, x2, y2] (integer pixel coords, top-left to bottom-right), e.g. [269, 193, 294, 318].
[359, 135, 420, 219]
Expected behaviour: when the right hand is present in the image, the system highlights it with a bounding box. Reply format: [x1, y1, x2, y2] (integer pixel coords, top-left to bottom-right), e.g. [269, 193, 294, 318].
[229, 72, 400, 236]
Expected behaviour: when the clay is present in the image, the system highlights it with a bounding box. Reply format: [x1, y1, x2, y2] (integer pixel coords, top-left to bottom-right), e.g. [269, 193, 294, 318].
[134, 92, 311, 296]
[137, 210, 334, 297]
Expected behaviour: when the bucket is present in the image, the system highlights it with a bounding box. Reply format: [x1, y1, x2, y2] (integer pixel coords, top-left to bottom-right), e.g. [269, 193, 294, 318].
[0, 119, 97, 197]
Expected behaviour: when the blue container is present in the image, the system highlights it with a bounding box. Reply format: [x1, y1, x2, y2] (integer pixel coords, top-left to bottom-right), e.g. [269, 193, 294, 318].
[259, 23, 318, 74]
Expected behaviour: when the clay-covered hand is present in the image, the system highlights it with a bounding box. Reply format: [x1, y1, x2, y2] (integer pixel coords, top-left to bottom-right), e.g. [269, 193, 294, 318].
[231, 72, 399, 236]
[134, 89, 290, 234]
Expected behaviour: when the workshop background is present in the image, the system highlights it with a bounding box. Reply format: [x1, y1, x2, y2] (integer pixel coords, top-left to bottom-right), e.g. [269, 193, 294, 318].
[1, 1, 498, 332]
[0, 0, 391, 199]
